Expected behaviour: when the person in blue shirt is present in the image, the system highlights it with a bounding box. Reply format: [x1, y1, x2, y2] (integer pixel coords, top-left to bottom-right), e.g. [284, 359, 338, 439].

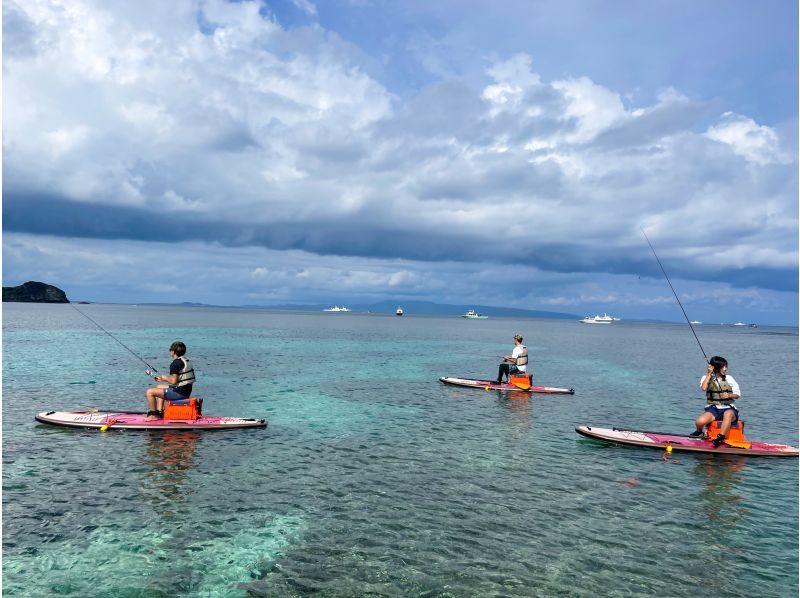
[145, 341, 196, 420]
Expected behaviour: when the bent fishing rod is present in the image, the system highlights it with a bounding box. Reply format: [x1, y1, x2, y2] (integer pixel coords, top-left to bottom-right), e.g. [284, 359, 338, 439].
[641, 228, 708, 361]
[69, 303, 160, 378]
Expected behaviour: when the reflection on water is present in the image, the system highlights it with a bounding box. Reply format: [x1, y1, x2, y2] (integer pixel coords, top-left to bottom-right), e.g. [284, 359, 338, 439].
[505, 390, 533, 403]
[694, 455, 748, 530]
[496, 391, 533, 440]
[140, 431, 201, 514]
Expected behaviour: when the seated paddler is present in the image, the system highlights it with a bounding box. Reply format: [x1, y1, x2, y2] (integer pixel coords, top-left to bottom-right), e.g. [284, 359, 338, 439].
[496, 334, 528, 384]
[692, 355, 741, 447]
[145, 341, 196, 420]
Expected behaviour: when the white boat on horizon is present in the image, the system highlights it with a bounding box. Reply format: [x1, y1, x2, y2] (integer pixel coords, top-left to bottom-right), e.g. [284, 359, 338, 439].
[324, 306, 351, 312]
[690, 320, 702, 325]
[733, 322, 746, 326]
[462, 309, 488, 319]
[396, 307, 404, 316]
[580, 314, 613, 324]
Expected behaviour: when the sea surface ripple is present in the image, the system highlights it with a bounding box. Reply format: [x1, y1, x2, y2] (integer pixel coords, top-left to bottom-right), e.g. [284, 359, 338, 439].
[3, 304, 798, 596]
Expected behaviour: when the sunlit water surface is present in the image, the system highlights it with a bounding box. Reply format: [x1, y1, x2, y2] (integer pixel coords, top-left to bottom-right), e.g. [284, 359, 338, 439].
[3, 304, 798, 596]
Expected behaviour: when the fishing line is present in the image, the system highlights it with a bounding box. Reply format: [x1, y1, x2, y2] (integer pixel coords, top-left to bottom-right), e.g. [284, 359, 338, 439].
[69, 303, 160, 376]
[640, 228, 708, 360]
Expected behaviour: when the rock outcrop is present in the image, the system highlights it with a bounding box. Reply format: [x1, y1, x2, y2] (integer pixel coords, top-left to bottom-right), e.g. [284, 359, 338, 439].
[3, 281, 69, 303]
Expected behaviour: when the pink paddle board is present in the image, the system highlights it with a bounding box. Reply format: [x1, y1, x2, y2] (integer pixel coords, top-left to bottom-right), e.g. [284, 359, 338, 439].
[35, 410, 267, 430]
[440, 376, 574, 394]
[576, 425, 798, 457]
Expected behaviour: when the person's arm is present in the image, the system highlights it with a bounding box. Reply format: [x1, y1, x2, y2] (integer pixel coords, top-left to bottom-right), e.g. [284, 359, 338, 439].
[700, 364, 714, 391]
[156, 360, 179, 385]
[722, 377, 740, 401]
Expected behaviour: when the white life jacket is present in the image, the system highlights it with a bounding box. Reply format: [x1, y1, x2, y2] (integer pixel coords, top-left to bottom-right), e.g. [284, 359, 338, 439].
[516, 346, 528, 367]
[174, 357, 196, 388]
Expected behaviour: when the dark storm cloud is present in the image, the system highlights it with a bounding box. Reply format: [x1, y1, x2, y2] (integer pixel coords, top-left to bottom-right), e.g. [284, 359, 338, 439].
[4, 191, 795, 293]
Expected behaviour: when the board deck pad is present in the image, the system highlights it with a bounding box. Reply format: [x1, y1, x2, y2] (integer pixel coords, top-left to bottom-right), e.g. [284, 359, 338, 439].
[35, 410, 267, 430]
[576, 425, 798, 457]
[440, 376, 574, 395]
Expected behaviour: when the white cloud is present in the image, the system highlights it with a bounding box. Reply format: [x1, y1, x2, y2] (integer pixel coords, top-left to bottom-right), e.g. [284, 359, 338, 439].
[292, 0, 318, 17]
[482, 53, 542, 114]
[118, 102, 175, 137]
[4, 0, 392, 209]
[162, 189, 202, 211]
[551, 76, 626, 142]
[45, 126, 91, 158]
[705, 112, 788, 165]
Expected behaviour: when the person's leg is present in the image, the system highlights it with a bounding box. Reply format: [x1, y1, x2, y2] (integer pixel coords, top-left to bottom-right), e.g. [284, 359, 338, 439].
[497, 363, 510, 382]
[710, 408, 737, 446]
[692, 411, 714, 435]
[718, 408, 736, 436]
[160, 387, 183, 413]
[146, 386, 166, 419]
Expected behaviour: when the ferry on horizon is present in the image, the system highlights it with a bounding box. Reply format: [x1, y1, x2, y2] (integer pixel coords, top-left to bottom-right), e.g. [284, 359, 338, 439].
[580, 314, 615, 324]
[324, 305, 351, 312]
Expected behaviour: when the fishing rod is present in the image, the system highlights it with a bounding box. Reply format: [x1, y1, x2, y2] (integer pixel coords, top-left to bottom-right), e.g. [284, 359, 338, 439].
[454, 352, 505, 359]
[641, 228, 708, 361]
[69, 303, 160, 378]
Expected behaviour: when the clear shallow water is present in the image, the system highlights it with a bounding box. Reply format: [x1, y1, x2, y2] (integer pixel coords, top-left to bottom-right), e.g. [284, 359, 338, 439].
[3, 303, 798, 597]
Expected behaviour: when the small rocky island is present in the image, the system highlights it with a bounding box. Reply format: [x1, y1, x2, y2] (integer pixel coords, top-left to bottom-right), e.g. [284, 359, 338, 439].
[3, 281, 69, 303]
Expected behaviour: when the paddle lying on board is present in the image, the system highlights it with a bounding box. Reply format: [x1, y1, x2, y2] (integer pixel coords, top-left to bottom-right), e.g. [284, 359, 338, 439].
[575, 425, 798, 457]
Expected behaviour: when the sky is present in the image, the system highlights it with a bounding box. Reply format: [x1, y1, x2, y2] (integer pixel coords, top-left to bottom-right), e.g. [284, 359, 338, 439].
[3, 0, 798, 325]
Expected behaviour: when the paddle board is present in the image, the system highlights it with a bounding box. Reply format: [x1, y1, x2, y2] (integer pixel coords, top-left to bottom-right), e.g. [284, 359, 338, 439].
[439, 377, 575, 395]
[576, 425, 798, 457]
[35, 410, 267, 430]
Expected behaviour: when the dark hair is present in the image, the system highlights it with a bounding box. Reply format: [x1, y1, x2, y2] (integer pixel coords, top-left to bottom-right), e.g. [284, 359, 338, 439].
[170, 341, 187, 357]
[514, 334, 523, 342]
[709, 355, 728, 374]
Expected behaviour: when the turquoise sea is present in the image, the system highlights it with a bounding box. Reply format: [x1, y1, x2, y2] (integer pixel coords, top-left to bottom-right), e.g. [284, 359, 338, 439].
[3, 303, 798, 597]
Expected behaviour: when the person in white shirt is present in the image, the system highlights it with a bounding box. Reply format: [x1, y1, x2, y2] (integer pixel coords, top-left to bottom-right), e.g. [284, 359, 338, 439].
[691, 355, 741, 447]
[495, 334, 528, 384]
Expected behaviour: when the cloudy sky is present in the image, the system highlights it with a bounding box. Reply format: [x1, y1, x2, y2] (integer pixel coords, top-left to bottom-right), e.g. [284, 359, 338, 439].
[3, 0, 797, 324]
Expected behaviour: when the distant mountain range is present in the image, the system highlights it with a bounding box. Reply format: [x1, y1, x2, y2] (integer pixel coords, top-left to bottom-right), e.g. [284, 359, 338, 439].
[2, 291, 579, 319]
[140, 299, 580, 320]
